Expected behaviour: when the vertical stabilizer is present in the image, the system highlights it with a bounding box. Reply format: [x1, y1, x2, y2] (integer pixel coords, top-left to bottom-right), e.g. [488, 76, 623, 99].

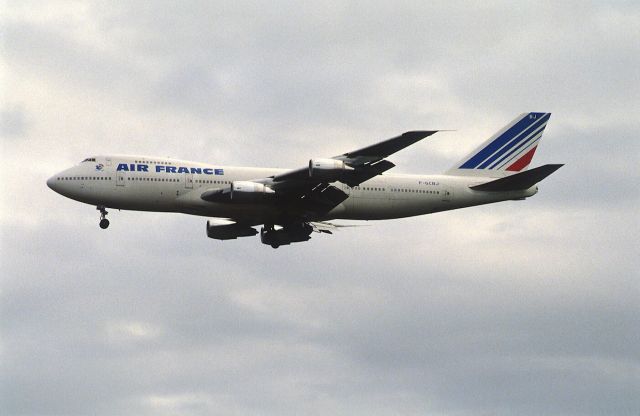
[446, 112, 551, 177]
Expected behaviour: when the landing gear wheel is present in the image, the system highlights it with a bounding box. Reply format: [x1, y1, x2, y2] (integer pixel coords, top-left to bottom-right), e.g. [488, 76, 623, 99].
[97, 205, 109, 229]
[270, 243, 279, 249]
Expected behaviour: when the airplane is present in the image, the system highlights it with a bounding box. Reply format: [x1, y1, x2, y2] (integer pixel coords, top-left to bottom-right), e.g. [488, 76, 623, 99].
[47, 112, 563, 248]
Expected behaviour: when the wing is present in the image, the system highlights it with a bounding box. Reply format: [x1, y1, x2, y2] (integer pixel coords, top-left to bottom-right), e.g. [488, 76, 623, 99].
[270, 130, 438, 186]
[333, 130, 439, 166]
[201, 130, 439, 221]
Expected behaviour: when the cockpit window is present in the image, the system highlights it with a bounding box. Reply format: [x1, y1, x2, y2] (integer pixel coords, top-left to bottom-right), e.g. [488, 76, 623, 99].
[81, 157, 96, 163]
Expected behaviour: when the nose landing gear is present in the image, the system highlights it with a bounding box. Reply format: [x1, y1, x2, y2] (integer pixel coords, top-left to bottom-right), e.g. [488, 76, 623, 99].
[97, 205, 110, 229]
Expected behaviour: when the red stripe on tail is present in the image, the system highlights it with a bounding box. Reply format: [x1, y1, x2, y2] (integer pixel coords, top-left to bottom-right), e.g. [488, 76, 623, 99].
[506, 146, 538, 172]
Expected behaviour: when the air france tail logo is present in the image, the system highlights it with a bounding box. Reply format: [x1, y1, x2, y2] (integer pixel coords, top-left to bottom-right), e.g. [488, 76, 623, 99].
[116, 163, 224, 175]
[459, 112, 550, 171]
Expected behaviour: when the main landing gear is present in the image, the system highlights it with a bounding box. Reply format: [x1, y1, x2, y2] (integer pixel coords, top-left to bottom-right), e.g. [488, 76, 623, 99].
[97, 205, 110, 229]
[260, 223, 313, 248]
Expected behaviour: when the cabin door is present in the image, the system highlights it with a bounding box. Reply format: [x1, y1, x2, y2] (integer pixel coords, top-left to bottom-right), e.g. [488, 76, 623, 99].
[116, 171, 126, 187]
[441, 185, 452, 202]
[184, 173, 193, 189]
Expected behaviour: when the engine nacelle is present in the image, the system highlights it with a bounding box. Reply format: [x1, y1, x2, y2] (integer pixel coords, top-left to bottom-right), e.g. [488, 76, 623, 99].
[230, 181, 275, 201]
[308, 158, 353, 179]
[206, 219, 258, 240]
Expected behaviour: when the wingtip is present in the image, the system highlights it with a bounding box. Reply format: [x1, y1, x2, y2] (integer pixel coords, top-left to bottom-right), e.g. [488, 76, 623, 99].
[402, 130, 439, 138]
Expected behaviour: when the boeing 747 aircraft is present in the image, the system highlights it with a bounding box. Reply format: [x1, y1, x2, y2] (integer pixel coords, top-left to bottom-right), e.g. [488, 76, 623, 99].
[47, 112, 562, 248]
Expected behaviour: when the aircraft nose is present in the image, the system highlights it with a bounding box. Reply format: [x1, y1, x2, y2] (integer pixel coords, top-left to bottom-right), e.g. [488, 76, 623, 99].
[47, 175, 57, 191]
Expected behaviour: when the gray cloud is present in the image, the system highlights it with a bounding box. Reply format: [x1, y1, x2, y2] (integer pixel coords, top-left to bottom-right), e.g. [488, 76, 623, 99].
[2, 1, 639, 416]
[0, 107, 29, 139]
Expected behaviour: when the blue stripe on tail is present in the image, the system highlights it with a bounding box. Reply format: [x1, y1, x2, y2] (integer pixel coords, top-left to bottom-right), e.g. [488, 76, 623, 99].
[459, 112, 547, 169]
[491, 123, 547, 169]
[477, 114, 550, 169]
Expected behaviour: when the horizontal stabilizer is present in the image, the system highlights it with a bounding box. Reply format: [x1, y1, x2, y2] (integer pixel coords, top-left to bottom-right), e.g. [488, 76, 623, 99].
[470, 164, 563, 192]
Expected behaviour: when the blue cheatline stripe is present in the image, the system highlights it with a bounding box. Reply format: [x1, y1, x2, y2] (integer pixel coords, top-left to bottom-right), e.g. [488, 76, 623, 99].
[458, 112, 547, 169]
[492, 126, 546, 169]
[477, 113, 550, 169]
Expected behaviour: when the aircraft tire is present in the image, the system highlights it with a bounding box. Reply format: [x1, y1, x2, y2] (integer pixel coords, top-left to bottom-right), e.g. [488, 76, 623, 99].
[99, 219, 110, 229]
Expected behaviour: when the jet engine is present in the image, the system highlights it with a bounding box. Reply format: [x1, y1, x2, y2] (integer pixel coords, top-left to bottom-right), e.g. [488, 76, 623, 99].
[206, 219, 258, 240]
[308, 158, 353, 179]
[230, 181, 275, 201]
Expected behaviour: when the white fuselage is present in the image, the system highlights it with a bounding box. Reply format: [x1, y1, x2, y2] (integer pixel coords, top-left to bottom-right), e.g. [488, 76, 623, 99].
[47, 155, 537, 223]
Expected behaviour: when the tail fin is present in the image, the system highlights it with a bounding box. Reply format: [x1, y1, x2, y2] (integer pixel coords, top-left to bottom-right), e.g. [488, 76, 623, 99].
[446, 112, 551, 178]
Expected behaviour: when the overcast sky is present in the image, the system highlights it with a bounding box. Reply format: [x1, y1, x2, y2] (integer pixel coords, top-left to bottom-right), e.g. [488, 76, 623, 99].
[1, 1, 639, 415]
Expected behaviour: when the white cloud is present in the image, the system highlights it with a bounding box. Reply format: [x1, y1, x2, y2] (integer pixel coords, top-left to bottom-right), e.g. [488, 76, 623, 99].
[105, 321, 161, 342]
